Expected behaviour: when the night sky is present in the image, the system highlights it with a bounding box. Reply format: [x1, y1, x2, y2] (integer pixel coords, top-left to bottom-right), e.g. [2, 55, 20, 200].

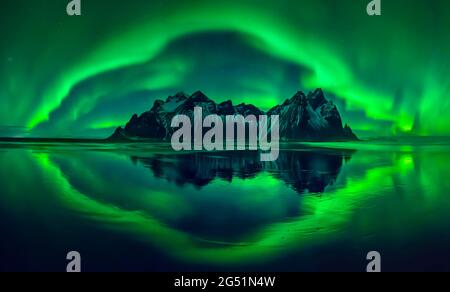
[0, 0, 449, 138]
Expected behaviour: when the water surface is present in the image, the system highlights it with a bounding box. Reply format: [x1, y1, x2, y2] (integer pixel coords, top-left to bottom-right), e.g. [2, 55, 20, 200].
[1, 141, 450, 271]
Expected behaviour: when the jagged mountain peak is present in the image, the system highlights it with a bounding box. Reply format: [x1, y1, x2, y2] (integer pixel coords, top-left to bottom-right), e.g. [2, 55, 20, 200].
[151, 99, 165, 111]
[307, 88, 328, 110]
[167, 92, 189, 102]
[217, 100, 235, 115]
[308, 88, 324, 97]
[290, 91, 307, 103]
[189, 90, 210, 102]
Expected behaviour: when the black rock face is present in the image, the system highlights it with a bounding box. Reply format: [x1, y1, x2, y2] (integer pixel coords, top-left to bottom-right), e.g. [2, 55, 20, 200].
[109, 90, 358, 141]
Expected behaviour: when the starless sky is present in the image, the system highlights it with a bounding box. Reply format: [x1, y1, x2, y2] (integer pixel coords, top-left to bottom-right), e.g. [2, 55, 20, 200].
[0, 0, 449, 138]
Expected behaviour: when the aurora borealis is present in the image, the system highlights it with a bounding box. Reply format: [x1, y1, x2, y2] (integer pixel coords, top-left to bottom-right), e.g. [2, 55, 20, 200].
[1, 0, 449, 138]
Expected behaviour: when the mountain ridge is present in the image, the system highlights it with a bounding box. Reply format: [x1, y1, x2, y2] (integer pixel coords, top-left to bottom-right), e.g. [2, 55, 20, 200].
[110, 89, 358, 142]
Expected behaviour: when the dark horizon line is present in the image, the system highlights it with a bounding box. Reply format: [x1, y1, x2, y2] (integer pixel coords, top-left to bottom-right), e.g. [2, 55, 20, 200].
[1, 135, 450, 144]
[0, 137, 109, 143]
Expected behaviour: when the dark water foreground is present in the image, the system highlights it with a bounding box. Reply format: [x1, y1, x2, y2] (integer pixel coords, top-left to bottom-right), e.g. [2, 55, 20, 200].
[1, 141, 450, 272]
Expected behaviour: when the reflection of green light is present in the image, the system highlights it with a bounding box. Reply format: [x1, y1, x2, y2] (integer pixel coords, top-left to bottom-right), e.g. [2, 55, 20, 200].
[29, 148, 419, 265]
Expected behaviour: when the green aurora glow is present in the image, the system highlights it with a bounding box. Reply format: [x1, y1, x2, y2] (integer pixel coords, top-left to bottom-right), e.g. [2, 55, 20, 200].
[1, 0, 449, 138]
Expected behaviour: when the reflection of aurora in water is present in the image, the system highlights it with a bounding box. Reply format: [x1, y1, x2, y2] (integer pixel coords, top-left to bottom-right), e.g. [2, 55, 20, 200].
[2, 142, 450, 270]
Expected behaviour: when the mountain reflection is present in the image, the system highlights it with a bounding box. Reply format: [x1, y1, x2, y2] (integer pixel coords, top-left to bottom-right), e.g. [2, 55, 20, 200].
[132, 149, 355, 194]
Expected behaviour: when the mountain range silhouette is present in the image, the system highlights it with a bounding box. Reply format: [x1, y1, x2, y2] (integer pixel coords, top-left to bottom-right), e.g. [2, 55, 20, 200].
[110, 89, 358, 141]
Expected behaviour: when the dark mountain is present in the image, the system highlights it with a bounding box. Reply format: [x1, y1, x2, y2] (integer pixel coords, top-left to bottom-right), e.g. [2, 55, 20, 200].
[110, 89, 358, 141]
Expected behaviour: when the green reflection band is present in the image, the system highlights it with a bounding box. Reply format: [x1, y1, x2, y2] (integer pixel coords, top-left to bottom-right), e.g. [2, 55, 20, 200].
[29, 149, 415, 265]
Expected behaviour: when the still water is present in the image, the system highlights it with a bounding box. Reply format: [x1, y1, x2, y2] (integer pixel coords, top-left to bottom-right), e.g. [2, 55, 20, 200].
[1, 141, 450, 271]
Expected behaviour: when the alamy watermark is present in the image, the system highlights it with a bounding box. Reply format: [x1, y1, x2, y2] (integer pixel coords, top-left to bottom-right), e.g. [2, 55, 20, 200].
[366, 251, 381, 272]
[170, 107, 280, 162]
[66, 1, 381, 17]
[367, 0, 382, 16]
[66, 251, 81, 272]
[66, 0, 81, 16]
